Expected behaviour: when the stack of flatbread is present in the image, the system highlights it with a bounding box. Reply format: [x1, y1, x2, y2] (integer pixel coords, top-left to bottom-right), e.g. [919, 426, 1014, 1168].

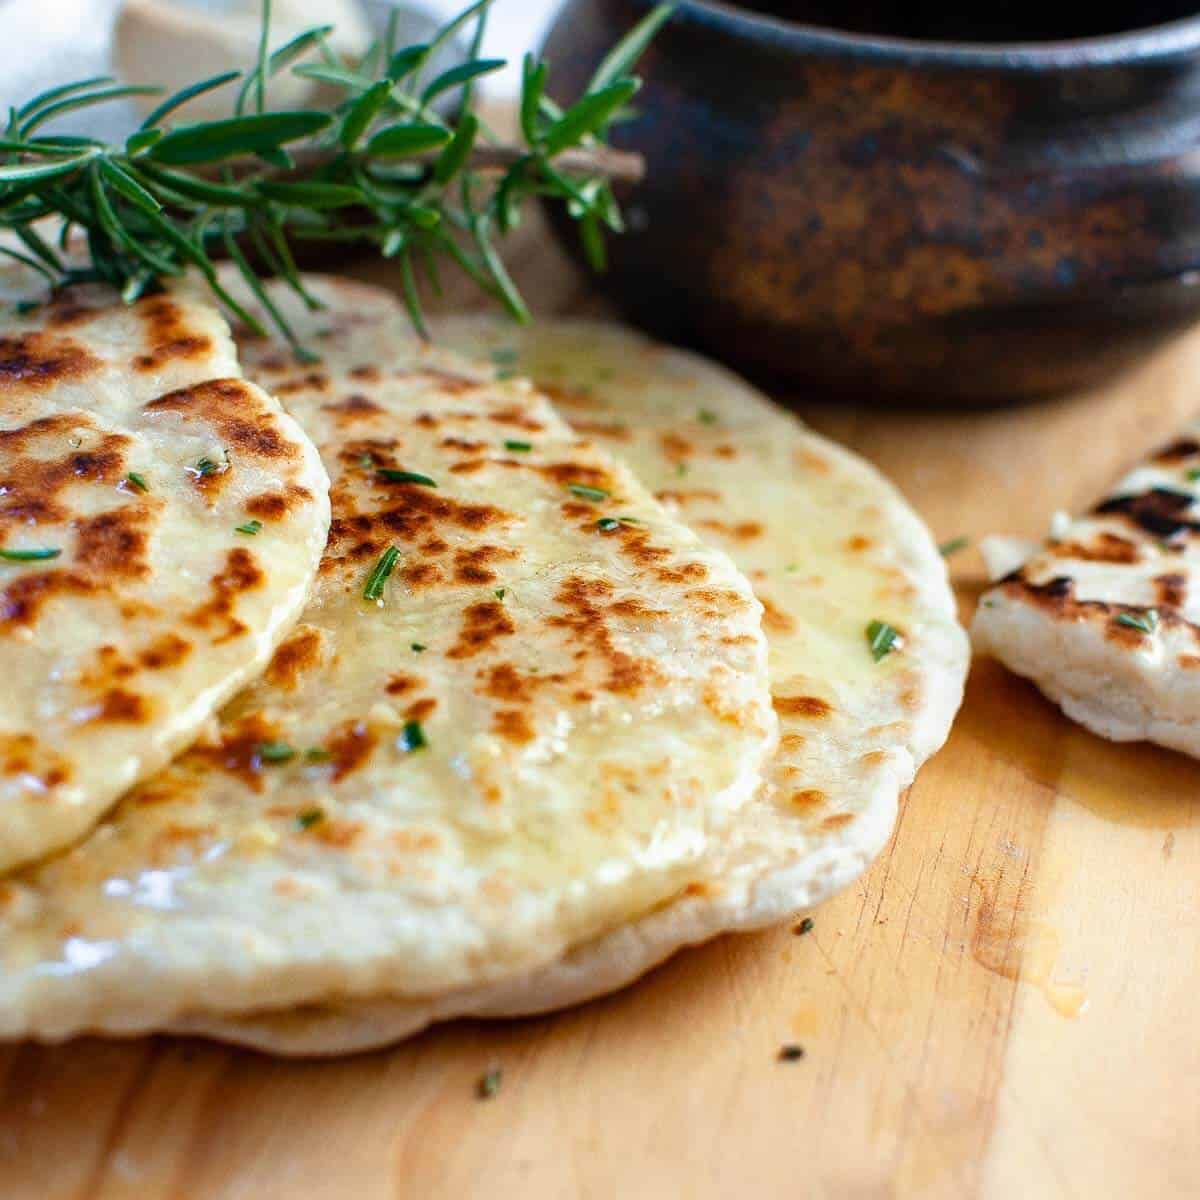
[0, 269, 967, 1054]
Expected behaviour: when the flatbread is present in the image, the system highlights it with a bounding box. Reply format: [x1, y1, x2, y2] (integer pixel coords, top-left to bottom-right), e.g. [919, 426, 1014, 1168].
[0, 281, 775, 1041]
[0, 280, 329, 870]
[177, 308, 968, 1054]
[973, 426, 1200, 755]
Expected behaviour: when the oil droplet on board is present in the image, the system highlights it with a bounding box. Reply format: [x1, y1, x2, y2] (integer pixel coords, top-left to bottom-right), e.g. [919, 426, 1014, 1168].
[1018, 926, 1089, 1018]
[971, 877, 1088, 1017]
[790, 1004, 821, 1037]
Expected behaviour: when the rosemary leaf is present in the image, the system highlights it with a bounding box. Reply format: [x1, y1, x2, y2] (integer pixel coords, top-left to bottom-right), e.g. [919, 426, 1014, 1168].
[20, 86, 161, 138]
[543, 79, 640, 157]
[0, 245, 56, 282]
[367, 123, 452, 157]
[254, 0, 273, 114]
[97, 158, 162, 214]
[12, 224, 62, 275]
[16, 76, 114, 122]
[568, 482, 609, 502]
[398, 248, 428, 339]
[0, 153, 92, 184]
[377, 469, 437, 486]
[140, 71, 241, 132]
[236, 22, 335, 116]
[257, 740, 296, 763]
[587, 3, 676, 93]
[292, 64, 374, 94]
[388, 45, 430, 83]
[339, 80, 393, 150]
[520, 56, 548, 144]
[866, 619, 901, 662]
[476, 1066, 503, 1099]
[421, 58, 505, 105]
[434, 113, 478, 186]
[149, 111, 332, 166]
[363, 545, 400, 602]
[257, 180, 363, 209]
[1115, 609, 1158, 635]
[398, 719, 427, 753]
[125, 129, 163, 157]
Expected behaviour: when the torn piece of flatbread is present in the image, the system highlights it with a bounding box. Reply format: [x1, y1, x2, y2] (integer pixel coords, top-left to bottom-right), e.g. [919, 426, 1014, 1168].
[0, 279, 329, 870]
[973, 426, 1200, 755]
[0, 282, 776, 1042]
[174, 307, 968, 1055]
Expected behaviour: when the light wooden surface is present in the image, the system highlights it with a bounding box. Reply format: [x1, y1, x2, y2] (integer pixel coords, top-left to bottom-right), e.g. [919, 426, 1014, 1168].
[4, 228, 1200, 1200]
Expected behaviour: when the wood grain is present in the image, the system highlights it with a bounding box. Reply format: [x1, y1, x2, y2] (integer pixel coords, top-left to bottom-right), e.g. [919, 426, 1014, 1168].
[3, 222, 1199, 1200]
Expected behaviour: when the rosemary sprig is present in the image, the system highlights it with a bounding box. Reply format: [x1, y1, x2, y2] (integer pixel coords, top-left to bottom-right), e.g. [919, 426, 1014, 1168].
[0, 1, 672, 350]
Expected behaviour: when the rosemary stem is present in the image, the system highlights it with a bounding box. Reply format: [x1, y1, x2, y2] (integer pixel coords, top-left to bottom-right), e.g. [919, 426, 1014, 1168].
[214, 142, 646, 185]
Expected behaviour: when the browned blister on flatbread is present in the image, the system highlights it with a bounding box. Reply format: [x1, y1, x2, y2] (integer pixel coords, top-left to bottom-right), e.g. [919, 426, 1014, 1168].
[974, 426, 1200, 755]
[0, 277, 329, 869]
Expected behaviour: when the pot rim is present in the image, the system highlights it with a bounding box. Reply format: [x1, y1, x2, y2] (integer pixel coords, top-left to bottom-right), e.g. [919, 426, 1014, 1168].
[659, 1, 1200, 70]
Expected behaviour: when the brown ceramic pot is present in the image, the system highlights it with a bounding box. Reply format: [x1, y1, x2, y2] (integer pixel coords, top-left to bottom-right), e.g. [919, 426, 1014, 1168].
[542, 2, 1200, 402]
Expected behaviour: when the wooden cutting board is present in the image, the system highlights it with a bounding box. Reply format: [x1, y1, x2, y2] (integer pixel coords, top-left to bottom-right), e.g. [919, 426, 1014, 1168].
[3, 223, 1199, 1200]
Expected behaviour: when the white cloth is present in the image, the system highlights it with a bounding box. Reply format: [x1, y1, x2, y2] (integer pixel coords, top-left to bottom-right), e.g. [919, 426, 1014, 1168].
[416, 0, 562, 93]
[0, 0, 558, 131]
[0, 0, 128, 135]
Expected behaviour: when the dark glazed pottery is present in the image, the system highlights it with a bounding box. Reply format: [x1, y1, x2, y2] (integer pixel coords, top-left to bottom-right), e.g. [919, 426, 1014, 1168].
[541, 2, 1200, 402]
